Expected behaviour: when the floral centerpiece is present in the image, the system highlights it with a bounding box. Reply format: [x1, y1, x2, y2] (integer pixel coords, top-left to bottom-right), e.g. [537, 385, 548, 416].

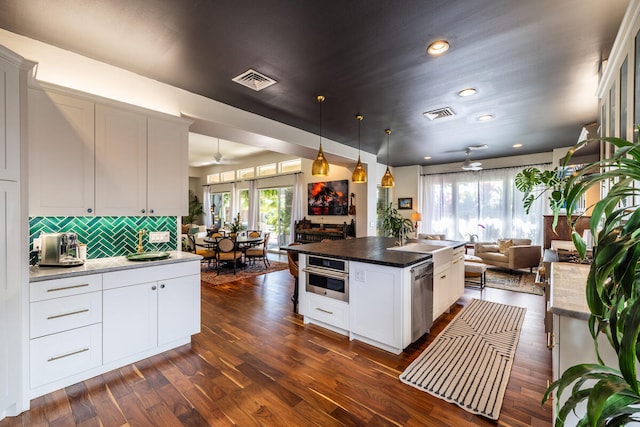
[228, 213, 243, 234]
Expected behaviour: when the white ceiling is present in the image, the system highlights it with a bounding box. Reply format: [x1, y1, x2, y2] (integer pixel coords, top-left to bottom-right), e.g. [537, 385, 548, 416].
[188, 133, 269, 167]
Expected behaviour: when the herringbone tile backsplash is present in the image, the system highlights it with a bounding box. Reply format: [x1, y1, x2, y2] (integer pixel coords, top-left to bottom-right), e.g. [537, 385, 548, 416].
[29, 216, 178, 259]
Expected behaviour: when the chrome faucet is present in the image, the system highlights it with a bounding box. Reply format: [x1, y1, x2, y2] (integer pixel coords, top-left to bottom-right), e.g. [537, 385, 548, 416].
[136, 229, 147, 253]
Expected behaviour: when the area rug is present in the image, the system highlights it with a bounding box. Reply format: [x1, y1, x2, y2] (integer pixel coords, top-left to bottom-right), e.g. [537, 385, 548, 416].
[484, 268, 543, 295]
[200, 261, 289, 286]
[399, 298, 526, 420]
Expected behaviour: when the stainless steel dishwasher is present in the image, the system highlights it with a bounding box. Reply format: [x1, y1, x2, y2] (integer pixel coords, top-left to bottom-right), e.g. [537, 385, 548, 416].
[411, 260, 434, 342]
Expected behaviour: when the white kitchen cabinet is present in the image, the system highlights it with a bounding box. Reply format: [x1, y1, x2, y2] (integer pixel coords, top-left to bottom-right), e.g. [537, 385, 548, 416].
[95, 104, 148, 216]
[103, 281, 158, 363]
[27, 84, 191, 217]
[28, 89, 95, 216]
[432, 261, 452, 322]
[349, 261, 407, 354]
[450, 246, 465, 306]
[28, 274, 103, 393]
[0, 53, 20, 181]
[0, 180, 22, 417]
[147, 117, 189, 216]
[102, 262, 200, 364]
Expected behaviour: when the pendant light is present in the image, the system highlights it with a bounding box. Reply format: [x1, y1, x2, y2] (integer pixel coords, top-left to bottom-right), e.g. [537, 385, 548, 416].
[381, 128, 395, 188]
[352, 114, 367, 183]
[311, 95, 329, 176]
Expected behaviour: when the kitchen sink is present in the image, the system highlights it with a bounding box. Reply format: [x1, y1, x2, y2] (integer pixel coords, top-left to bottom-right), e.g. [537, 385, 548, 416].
[125, 251, 171, 261]
[387, 243, 453, 265]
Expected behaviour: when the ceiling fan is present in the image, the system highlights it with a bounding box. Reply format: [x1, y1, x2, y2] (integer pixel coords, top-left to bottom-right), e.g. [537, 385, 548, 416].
[214, 138, 223, 163]
[461, 144, 487, 171]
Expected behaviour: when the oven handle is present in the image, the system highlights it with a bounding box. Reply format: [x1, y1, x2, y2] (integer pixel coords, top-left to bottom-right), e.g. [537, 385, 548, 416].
[303, 267, 349, 280]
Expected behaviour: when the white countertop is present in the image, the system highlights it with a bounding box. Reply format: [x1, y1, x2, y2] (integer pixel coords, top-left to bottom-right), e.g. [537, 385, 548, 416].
[29, 251, 202, 282]
[549, 262, 591, 320]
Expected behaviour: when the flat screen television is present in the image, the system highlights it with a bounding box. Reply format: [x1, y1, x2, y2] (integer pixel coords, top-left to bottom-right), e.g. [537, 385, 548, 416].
[308, 180, 349, 216]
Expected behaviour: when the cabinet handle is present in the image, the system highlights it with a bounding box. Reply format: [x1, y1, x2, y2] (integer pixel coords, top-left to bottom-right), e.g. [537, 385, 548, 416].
[151, 285, 157, 290]
[47, 283, 89, 293]
[316, 307, 334, 315]
[87, 208, 93, 213]
[47, 309, 89, 320]
[47, 347, 89, 362]
[141, 209, 146, 214]
[160, 284, 165, 289]
[440, 275, 447, 279]
[547, 332, 555, 349]
[150, 209, 155, 214]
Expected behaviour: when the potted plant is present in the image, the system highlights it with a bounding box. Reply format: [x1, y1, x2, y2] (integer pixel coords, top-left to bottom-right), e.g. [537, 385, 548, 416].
[514, 165, 567, 230]
[228, 212, 243, 237]
[539, 130, 640, 425]
[182, 190, 204, 234]
[381, 202, 414, 246]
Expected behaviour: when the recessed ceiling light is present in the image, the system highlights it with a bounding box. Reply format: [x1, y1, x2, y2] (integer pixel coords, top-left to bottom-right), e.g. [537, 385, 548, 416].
[477, 114, 495, 121]
[423, 156, 432, 160]
[427, 40, 450, 56]
[458, 88, 477, 97]
[513, 143, 523, 148]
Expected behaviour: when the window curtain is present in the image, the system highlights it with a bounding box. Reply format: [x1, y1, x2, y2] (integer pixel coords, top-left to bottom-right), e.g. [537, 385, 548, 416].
[420, 164, 550, 245]
[202, 186, 212, 228]
[290, 173, 304, 243]
[230, 182, 238, 220]
[248, 180, 258, 230]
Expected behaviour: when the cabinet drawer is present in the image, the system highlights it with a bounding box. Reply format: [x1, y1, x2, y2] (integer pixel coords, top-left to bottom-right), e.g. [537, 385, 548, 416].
[305, 293, 349, 330]
[30, 291, 102, 338]
[31, 274, 102, 302]
[103, 261, 199, 290]
[30, 323, 102, 389]
[452, 246, 465, 258]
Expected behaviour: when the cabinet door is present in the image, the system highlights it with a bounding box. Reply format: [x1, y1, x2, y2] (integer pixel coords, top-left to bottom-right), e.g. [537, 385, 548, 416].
[0, 181, 20, 414]
[147, 117, 189, 216]
[157, 275, 200, 345]
[95, 105, 147, 216]
[450, 252, 465, 306]
[0, 56, 19, 181]
[350, 262, 402, 349]
[103, 282, 158, 363]
[433, 267, 451, 321]
[28, 89, 95, 216]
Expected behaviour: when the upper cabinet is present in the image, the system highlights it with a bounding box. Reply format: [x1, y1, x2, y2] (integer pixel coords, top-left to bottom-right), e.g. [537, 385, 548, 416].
[0, 51, 21, 181]
[28, 89, 95, 216]
[28, 85, 191, 217]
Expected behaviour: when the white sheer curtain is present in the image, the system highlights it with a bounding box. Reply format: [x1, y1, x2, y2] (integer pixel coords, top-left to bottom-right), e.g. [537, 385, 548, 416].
[420, 164, 550, 245]
[202, 186, 212, 228]
[248, 180, 258, 230]
[290, 173, 304, 243]
[230, 182, 238, 219]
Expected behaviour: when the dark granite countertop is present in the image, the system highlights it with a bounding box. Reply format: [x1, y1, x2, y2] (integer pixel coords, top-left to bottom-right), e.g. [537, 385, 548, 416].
[285, 236, 464, 268]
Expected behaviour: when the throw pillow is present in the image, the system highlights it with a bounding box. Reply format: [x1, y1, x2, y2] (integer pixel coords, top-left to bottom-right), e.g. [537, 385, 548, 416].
[498, 239, 514, 254]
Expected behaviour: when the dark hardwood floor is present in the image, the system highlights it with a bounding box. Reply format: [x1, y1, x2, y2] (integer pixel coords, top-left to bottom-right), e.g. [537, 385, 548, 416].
[2, 266, 552, 426]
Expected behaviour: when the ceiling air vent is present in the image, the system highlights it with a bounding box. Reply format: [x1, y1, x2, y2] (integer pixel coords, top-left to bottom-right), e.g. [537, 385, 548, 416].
[423, 107, 456, 121]
[232, 69, 277, 91]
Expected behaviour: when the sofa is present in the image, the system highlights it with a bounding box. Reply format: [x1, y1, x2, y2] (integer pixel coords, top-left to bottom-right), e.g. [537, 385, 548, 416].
[473, 238, 541, 272]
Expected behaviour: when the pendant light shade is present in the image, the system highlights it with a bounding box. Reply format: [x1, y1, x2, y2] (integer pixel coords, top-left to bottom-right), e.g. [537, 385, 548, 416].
[381, 129, 395, 188]
[352, 114, 367, 183]
[311, 95, 330, 176]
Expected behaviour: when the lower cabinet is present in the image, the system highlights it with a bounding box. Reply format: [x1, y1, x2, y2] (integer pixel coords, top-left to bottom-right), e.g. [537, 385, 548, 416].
[29, 260, 200, 398]
[103, 263, 201, 364]
[432, 261, 452, 322]
[349, 261, 405, 354]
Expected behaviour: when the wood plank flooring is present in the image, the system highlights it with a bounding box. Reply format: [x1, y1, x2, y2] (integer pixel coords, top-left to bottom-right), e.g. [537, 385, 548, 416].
[2, 267, 552, 426]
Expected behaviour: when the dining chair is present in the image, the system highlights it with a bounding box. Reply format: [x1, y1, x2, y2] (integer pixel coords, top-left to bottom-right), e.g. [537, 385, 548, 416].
[287, 242, 301, 313]
[248, 230, 261, 238]
[215, 236, 243, 275]
[244, 232, 270, 269]
[188, 232, 216, 269]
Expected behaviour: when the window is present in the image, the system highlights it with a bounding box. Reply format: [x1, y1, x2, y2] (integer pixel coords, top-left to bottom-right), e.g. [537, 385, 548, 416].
[376, 186, 391, 236]
[221, 171, 235, 182]
[207, 173, 220, 184]
[210, 192, 230, 229]
[237, 167, 255, 179]
[257, 163, 277, 176]
[422, 165, 548, 244]
[280, 159, 301, 173]
[238, 189, 249, 227]
[258, 187, 293, 247]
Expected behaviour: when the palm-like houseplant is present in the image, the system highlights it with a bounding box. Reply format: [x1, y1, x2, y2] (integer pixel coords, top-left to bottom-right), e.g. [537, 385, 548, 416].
[381, 202, 414, 245]
[538, 131, 640, 425]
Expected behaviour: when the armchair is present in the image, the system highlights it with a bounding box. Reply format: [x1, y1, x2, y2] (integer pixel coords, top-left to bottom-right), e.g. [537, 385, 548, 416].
[473, 238, 541, 272]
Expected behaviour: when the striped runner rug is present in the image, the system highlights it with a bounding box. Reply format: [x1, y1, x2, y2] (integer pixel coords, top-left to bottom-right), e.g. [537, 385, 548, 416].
[399, 298, 526, 420]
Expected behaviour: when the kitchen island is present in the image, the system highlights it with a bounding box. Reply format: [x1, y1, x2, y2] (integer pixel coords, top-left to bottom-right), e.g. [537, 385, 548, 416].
[28, 251, 202, 398]
[287, 237, 465, 354]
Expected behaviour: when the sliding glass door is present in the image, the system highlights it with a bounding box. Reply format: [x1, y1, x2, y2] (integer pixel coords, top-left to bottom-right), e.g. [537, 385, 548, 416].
[210, 191, 230, 230]
[258, 187, 293, 249]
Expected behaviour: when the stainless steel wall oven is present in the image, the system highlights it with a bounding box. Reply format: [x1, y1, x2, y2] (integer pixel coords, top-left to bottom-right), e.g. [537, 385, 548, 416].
[304, 255, 349, 302]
